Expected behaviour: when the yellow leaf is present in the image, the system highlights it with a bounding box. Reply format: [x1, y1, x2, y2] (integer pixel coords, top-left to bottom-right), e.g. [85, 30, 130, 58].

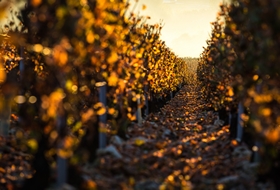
[93, 102, 106, 115]
[107, 52, 118, 64]
[72, 121, 83, 132]
[59, 51, 68, 65]
[136, 53, 142, 58]
[97, 1, 107, 9]
[33, 44, 43, 52]
[104, 25, 114, 35]
[129, 177, 135, 186]
[46, 89, 65, 118]
[227, 86, 234, 97]
[86, 31, 95, 44]
[27, 139, 38, 151]
[65, 80, 73, 91]
[56, 6, 66, 19]
[102, 72, 108, 79]
[134, 138, 145, 146]
[135, 72, 140, 79]
[108, 108, 116, 115]
[97, 107, 106, 116]
[147, 74, 153, 81]
[216, 184, 225, 190]
[53, 46, 68, 66]
[86, 180, 97, 190]
[201, 170, 208, 176]
[253, 75, 259, 81]
[230, 23, 237, 30]
[118, 79, 126, 92]
[0, 167, 5, 173]
[167, 175, 174, 182]
[142, 4, 147, 10]
[127, 113, 136, 121]
[82, 109, 95, 122]
[254, 94, 272, 103]
[64, 136, 74, 149]
[108, 72, 119, 86]
[265, 129, 280, 143]
[261, 108, 271, 117]
[202, 138, 208, 143]
[58, 149, 73, 158]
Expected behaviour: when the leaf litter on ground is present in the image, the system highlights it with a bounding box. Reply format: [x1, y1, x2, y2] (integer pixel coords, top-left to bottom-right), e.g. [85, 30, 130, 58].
[0, 83, 276, 190]
[87, 83, 275, 190]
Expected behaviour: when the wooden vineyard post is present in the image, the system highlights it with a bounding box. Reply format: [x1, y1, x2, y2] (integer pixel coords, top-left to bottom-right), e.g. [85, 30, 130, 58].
[19, 46, 24, 81]
[228, 94, 237, 139]
[0, 93, 12, 137]
[144, 85, 149, 117]
[0, 61, 17, 137]
[57, 153, 67, 187]
[228, 112, 232, 128]
[96, 82, 107, 149]
[252, 141, 261, 163]
[236, 102, 244, 142]
[136, 94, 142, 125]
[56, 104, 67, 188]
[252, 84, 262, 163]
[18, 46, 24, 125]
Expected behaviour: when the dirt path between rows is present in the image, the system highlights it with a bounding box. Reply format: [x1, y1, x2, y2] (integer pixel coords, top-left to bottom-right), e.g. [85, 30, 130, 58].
[85, 83, 274, 190]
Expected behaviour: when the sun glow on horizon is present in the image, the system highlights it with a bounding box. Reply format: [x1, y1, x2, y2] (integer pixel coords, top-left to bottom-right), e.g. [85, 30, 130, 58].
[131, 0, 229, 58]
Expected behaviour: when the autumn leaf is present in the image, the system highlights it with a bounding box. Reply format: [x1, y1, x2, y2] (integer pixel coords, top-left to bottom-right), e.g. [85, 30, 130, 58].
[27, 139, 38, 152]
[53, 46, 68, 66]
[94, 102, 106, 115]
[107, 52, 118, 64]
[86, 30, 95, 43]
[108, 72, 119, 86]
[134, 138, 146, 146]
[142, 4, 147, 10]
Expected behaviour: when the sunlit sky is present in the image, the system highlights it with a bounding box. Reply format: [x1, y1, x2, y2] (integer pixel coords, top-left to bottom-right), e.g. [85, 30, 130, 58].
[0, 0, 228, 58]
[131, 0, 229, 58]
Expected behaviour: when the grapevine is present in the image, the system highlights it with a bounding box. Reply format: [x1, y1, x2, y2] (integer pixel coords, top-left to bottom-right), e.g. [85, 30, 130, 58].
[0, 0, 191, 188]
